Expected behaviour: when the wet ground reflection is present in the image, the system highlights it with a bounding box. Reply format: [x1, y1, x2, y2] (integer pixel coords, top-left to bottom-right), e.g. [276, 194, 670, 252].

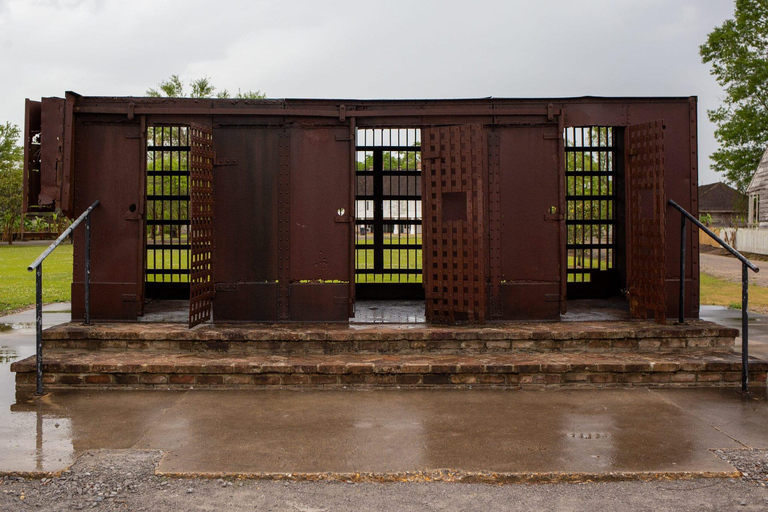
[0, 306, 766, 476]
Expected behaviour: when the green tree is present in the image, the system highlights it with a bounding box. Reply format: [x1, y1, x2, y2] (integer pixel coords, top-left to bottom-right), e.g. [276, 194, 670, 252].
[146, 75, 266, 99]
[0, 122, 23, 244]
[700, 0, 768, 193]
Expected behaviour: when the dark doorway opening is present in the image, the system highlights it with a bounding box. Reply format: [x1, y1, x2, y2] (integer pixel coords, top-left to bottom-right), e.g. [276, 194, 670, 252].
[144, 126, 191, 301]
[564, 126, 624, 300]
[354, 128, 424, 303]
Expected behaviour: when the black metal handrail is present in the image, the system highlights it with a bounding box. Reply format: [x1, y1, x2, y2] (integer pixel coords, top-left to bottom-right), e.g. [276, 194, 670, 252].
[668, 199, 759, 393]
[27, 200, 99, 395]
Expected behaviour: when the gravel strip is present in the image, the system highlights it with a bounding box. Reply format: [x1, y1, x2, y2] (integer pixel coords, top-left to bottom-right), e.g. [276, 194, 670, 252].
[714, 449, 768, 485]
[2, 450, 768, 511]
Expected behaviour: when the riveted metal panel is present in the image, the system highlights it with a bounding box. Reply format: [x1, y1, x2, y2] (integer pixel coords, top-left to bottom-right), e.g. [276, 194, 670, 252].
[278, 131, 291, 320]
[188, 123, 215, 327]
[423, 124, 487, 323]
[626, 120, 666, 324]
[288, 125, 352, 321]
[488, 128, 502, 319]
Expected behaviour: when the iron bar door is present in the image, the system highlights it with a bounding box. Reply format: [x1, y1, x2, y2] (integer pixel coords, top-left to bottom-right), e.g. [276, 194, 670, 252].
[626, 120, 666, 324]
[422, 124, 487, 323]
[188, 123, 215, 327]
[355, 128, 423, 299]
[564, 127, 620, 298]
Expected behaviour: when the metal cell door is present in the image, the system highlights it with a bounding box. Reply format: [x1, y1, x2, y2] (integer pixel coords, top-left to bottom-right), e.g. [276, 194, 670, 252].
[422, 124, 487, 323]
[188, 123, 215, 327]
[626, 120, 666, 324]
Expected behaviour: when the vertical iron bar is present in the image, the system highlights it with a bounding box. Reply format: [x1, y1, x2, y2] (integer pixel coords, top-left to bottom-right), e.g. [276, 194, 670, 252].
[85, 213, 91, 325]
[35, 264, 43, 395]
[679, 213, 686, 323]
[742, 262, 749, 393]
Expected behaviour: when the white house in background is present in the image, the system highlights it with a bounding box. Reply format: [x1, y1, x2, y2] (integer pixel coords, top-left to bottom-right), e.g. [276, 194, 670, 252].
[747, 146, 768, 227]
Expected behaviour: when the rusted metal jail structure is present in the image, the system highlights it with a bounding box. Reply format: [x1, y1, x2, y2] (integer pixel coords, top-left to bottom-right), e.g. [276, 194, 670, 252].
[23, 95, 699, 326]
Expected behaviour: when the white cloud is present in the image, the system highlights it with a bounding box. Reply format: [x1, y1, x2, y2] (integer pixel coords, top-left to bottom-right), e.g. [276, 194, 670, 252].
[0, 0, 736, 184]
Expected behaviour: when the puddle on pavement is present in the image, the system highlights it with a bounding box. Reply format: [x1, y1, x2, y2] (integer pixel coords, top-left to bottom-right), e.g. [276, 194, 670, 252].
[0, 318, 77, 473]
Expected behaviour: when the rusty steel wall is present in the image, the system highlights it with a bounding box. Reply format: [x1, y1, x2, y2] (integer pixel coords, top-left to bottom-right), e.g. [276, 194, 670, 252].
[287, 125, 352, 322]
[496, 123, 563, 320]
[31, 96, 698, 323]
[626, 120, 667, 324]
[71, 118, 145, 321]
[422, 125, 487, 323]
[211, 125, 280, 322]
[188, 124, 215, 327]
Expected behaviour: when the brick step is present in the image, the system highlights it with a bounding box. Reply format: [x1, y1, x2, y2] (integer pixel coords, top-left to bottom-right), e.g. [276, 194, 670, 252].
[40, 321, 737, 355]
[12, 350, 767, 390]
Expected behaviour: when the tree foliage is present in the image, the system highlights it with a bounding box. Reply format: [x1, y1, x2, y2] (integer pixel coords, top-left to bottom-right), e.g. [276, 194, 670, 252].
[700, 0, 768, 193]
[146, 75, 266, 100]
[0, 122, 23, 244]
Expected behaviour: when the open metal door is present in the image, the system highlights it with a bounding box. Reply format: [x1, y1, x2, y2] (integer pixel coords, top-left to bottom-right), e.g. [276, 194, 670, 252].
[188, 123, 215, 327]
[626, 120, 666, 324]
[422, 124, 487, 323]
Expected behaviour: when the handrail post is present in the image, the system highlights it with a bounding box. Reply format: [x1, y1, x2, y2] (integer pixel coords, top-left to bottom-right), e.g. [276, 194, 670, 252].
[35, 264, 43, 396]
[85, 213, 91, 326]
[679, 212, 686, 324]
[742, 262, 749, 394]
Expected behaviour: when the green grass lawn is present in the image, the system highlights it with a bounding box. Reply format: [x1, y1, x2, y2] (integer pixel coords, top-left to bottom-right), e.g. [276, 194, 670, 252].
[700, 273, 768, 314]
[0, 244, 73, 313]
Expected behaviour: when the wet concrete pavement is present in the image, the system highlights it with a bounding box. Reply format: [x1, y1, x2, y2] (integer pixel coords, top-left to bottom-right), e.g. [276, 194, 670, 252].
[1, 304, 768, 478]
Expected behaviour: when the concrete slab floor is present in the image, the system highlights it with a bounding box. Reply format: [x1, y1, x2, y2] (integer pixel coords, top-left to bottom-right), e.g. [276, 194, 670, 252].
[3, 387, 766, 478]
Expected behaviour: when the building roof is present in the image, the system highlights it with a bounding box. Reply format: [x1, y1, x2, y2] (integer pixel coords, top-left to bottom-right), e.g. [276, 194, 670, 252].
[746, 146, 768, 194]
[699, 182, 744, 213]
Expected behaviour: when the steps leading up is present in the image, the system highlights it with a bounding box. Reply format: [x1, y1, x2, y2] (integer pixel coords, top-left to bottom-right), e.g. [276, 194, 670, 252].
[12, 350, 768, 390]
[15, 320, 765, 391]
[41, 320, 737, 355]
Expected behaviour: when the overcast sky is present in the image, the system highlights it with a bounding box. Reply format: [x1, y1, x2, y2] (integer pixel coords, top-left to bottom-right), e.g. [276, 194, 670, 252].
[0, 0, 737, 184]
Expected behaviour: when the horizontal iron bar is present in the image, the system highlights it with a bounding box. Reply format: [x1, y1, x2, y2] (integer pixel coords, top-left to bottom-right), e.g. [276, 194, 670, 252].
[566, 195, 617, 201]
[566, 244, 614, 249]
[355, 146, 422, 151]
[564, 146, 616, 151]
[355, 244, 422, 250]
[668, 199, 759, 272]
[354, 220, 422, 225]
[355, 269, 422, 274]
[147, 146, 191, 151]
[564, 171, 616, 176]
[145, 269, 191, 275]
[146, 244, 191, 250]
[147, 195, 190, 201]
[146, 219, 189, 225]
[356, 171, 422, 176]
[147, 171, 191, 177]
[28, 200, 100, 271]
[356, 195, 422, 200]
[565, 220, 616, 225]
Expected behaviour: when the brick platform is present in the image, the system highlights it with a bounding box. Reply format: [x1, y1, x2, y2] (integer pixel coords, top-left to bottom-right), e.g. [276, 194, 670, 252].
[13, 320, 768, 390]
[12, 351, 768, 390]
[40, 320, 737, 354]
